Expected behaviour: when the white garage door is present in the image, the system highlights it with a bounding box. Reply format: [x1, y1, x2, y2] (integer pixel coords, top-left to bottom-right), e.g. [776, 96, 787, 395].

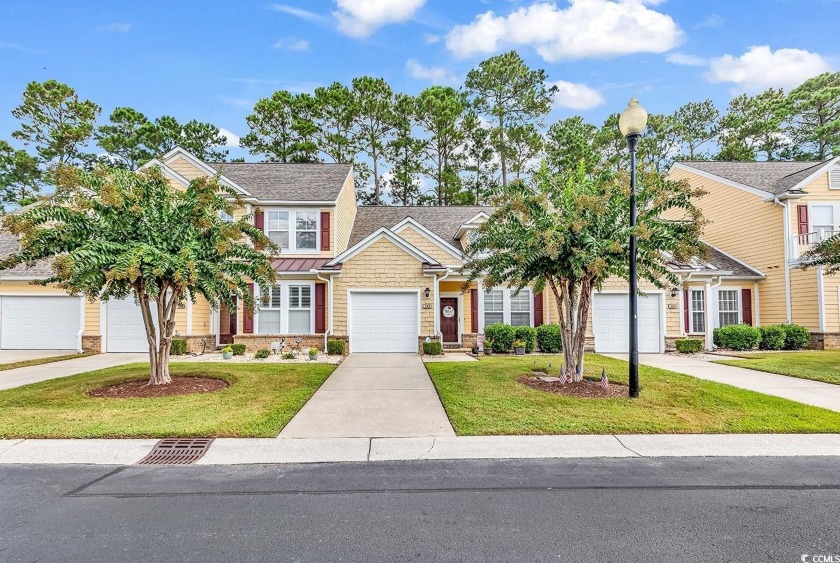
[0, 296, 81, 350]
[106, 297, 157, 353]
[350, 292, 418, 353]
[592, 293, 663, 354]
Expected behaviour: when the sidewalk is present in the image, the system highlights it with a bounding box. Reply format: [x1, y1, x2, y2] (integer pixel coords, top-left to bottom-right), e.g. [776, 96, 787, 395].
[605, 353, 840, 412]
[2, 434, 840, 465]
[0, 353, 149, 391]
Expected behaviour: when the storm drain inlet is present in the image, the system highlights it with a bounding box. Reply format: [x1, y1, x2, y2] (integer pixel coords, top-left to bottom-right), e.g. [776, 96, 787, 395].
[137, 438, 214, 465]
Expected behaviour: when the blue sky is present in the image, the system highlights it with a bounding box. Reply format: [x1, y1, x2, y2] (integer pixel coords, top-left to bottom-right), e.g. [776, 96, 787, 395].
[1, 0, 837, 160]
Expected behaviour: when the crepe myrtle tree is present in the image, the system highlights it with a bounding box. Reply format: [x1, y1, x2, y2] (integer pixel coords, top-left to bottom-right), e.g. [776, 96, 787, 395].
[463, 163, 705, 379]
[0, 165, 277, 385]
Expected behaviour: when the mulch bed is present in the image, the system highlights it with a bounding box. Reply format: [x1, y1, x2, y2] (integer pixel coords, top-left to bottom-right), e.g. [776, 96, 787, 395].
[517, 374, 628, 398]
[87, 376, 229, 399]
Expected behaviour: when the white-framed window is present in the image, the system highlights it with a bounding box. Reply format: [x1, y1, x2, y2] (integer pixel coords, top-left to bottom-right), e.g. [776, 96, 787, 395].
[220, 210, 234, 223]
[810, 204, 836, 241]
[265, 210, 319, 252]
[689, 288, 705, 334]
[482, 287, 532, 328]
[256, 281, 315, 334]
[718, 289, 740, 327]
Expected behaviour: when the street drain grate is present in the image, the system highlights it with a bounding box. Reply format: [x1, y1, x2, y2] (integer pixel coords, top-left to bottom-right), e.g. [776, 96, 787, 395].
[137, 438, 214, 465]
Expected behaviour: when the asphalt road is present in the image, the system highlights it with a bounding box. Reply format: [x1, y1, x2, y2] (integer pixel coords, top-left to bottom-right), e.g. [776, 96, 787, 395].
[1, 457, 839, 562]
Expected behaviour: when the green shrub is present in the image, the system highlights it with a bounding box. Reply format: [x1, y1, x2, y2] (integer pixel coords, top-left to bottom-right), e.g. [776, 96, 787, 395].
[254, 348, 270, 359]
[783, 324, 810, 350]
[514, 326, 537, 353]
[423, 341, 443, 355]
[484, 323, 515, 353]
[759, 325, 787, 350]
[281, 352, 295, 360]
[230, 343, 246, 356]
[713, 324, 761, 351]
[221, 346, 233, 354]
[536, 324, 562, 353]
[674, 338, 702, 353]
[327, 339, 346, 355]
[308, 347, 319, 356]
[170, 338, 187, 356]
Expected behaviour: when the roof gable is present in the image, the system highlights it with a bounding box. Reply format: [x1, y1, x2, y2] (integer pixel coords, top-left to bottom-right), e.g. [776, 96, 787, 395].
[326, 227, 442, 267]
[674, 160, 829, 196]
[391, 218, 464, 261]
[206, 162, 352, 203]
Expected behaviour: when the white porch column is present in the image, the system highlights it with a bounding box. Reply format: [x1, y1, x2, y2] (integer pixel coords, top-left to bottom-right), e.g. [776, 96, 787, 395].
[705, 280, 714, 351]
[477, 278, 485, 333]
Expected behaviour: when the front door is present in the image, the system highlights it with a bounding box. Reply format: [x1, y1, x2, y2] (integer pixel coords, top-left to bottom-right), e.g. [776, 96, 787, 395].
[440, 297, 458, 343]
[219, 297, 238, 344]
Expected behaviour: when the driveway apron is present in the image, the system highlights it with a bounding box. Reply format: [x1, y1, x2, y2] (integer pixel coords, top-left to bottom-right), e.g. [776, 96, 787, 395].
[0, 353, 150, 391]
[279, 353, 455, 438]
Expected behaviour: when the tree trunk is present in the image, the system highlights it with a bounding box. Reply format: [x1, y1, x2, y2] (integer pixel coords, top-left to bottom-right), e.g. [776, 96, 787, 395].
[139, 286, 182, 386]
[548, 276, 593, 381]
[498, 113, 507, 187]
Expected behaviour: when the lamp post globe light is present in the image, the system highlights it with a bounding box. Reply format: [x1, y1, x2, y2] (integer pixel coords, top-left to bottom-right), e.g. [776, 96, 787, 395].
[619, 98, 648, 398]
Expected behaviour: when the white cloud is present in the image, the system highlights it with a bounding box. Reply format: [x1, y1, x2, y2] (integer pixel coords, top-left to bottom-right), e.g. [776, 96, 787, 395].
[445, 0, 683, 61]
[550, 80, 605, 110]
[424, 33, 441, 44]
[269, 4, 327, 23]
[96, 22, 132, 33]
[405, 59, 460, 86]
[705, 45, 833, 92]
[274, 36, 310, 51]
[218, 128, 241, 148]
[694, 14, 723, 29]
[334, 0, 426, 38]
[666, 53, 707, 67]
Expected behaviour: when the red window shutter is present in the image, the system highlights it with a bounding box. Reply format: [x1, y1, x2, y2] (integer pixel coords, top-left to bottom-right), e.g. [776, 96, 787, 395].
[254, 211, 265, 251]
[470, 289, 478, 333]
[320, 211, 330, 251]
[741, 288, 753, 326]
[683, 289, 690, 333]
[315, 283, 326, 333]
[533, 292, 543, 327]
[797, 205, 809, 235]
[243, 283, 255, 334]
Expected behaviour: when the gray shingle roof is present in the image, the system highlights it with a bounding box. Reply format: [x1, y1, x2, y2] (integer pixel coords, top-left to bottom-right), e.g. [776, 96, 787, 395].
[0, 231, 53, 278]
[679, 160, 824, 195]
[207, 162, 352, 202]
[348, 206, 494, 251]
[666, 243, 763, 278]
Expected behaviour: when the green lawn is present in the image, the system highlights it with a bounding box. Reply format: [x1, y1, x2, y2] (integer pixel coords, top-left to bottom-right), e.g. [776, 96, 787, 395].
[425, 354, 840, 435]
[0, 362, 335, 438]
[0, 353, 92, 372]
[713, 351, 840, 386]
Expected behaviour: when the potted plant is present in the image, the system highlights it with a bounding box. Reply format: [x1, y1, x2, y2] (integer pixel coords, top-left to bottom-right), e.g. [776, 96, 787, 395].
[221, 346, 234, 360]
[513, 339, 526, 355]
[484, 339, 493, 356]
[308, 347, 319, 361]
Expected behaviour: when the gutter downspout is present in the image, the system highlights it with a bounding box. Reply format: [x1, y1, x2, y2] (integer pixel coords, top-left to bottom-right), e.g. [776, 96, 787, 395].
[779, 198, 793, 324]
[76, 297, 85, 354]
[817, 265, 826, 333]
[315, 272, 332, 350]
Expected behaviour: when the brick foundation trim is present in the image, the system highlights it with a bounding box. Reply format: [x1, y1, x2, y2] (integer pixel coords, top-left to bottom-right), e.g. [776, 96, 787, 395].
[82, 335, 102, 354]
[809, 332, 840, 350]
[181, 335, 215, 354]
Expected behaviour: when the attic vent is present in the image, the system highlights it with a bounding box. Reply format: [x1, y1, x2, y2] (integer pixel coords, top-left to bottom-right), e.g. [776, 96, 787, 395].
[830, 166, 840, 190]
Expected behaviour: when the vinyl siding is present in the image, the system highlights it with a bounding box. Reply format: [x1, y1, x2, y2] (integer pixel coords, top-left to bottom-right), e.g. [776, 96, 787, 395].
[166, 156, 206, 180]
[396, 226, 461, 265]
[334, 170, 357, 254]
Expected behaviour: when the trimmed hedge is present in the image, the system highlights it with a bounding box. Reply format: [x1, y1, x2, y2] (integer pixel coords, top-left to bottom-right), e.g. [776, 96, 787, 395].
[327, 339, 346, 356]
[254, 348, 270, 359]
[713, 323, 761, 351]
[536, 323, 562, 353]
[675, 338, 703, 353]
[515, 326, 537, 353]
[484, 323, 516, 353]
[230, 343, 246, 356]
[171, 338, 187, 356]
[423, 341, 443, 355]
[759, 325, 786, 350]
[783, 324, 810, 350]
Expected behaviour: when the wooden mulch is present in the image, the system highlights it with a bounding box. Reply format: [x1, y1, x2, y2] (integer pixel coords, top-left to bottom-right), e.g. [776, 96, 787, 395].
[517, 374, 628, 398]
[87, 376, 229, 399]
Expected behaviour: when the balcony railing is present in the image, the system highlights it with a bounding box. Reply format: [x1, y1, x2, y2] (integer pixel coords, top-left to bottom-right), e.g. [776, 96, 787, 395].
[791, 230, 840, 260]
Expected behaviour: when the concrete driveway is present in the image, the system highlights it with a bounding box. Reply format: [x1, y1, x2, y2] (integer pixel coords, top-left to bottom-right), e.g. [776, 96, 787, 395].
[0, 350, 78, 364]
[0, 353, 149, 391]
[279, 353, 455, 438]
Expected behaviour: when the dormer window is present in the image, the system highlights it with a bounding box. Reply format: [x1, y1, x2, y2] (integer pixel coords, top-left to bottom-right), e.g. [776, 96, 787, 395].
[466, 229, 480, 245]
[265, 210, 319, 252]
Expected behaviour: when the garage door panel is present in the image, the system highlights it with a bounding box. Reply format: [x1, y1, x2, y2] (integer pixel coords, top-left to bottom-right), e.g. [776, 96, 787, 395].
[107, 297, 158, 353]
[350, 292, 418, 353]
[1, 296, 80, 350]
[593, 293, 662, 354]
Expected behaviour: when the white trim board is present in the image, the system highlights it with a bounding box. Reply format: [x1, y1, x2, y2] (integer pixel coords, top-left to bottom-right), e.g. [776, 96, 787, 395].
[158, 147, 252, 196]
[670, 163, 774, 199]
[326, 227, 440, 267]
[391, 218, 464, 260]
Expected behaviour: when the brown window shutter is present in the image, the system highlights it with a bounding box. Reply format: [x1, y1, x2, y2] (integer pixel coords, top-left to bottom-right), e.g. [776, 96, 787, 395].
[683, 289, 690, 333]
[315, 283, 326, 333]
[243, 283, 255, 334]
[254, 211, 265, 251]
[797, 205, 809, 235]
[741, 288, 753, 326]
[533, 292, 543, 327]
[470, 289, 478, 333]
[320, 211, 330, 251]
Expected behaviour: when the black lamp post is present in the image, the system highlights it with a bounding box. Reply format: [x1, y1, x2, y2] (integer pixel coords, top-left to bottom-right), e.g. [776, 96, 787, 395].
[619, 98, 648, 398]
